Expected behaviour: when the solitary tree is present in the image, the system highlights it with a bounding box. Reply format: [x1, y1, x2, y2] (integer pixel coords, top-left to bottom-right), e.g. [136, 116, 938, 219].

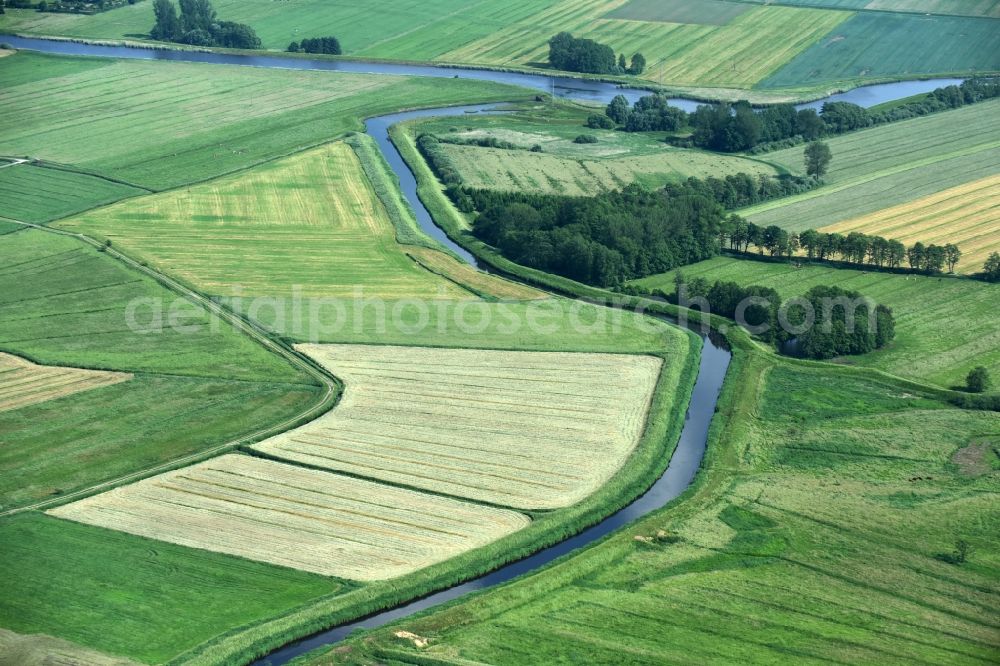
[966, 366, 991, 393]
[804, 141, 832, 177]
[944, 243, 962, 273]
[618, 53, 627, 72]
[984, 251, 1000, 282]
[629, 52, 646, 75]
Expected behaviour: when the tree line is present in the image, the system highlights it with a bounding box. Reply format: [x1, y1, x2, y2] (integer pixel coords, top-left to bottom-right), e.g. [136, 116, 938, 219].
[151, 0, 260, 48]
[724, 220, 965, 274]
[601, 78, 1000, 153]
[548, 32, 644, 75]
[287, 36, 341, 54]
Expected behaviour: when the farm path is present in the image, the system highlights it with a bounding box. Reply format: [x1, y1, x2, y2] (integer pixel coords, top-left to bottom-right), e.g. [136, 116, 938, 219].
[0, 217, 342, 517]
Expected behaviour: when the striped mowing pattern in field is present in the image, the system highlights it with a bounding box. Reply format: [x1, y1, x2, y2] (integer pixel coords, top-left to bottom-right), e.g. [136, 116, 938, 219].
[744, 100, 1000, 231]
[820, 173, 1000, 273]
[254, 344, 663, 510]
[438, 1, 848, 87]
[0, 163, 146, 224]
[0, 352, 130, 413]
[59, 143, 470, 300]
[50, 454, 529, 581]
[439, 144, 777, 196]
[605, 0, 752, 25]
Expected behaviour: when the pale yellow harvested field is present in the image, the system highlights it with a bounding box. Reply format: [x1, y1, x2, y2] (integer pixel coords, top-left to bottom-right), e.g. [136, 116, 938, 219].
[441, 144, 777, 196]
[820, 173, 1000, 273]
[406, 247, 547, 300]
[254, 344, 663, 510]
[0, 628, 139, 666]
[49, 455, 529, 581]
[0, 352, 129, 413]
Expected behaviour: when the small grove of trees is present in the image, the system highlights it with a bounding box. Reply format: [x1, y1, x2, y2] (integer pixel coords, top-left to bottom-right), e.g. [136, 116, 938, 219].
[151, 0, 260, 48]
[288, 36, 341, 55]
[671, 278, 895, 356]
[548, 33, 644, 75]
[966, 366, 991, 393]
[804, 141, 831, 177]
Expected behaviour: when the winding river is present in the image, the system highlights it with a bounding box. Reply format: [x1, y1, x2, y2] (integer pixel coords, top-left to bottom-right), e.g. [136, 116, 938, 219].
[1, 35, 956, 664]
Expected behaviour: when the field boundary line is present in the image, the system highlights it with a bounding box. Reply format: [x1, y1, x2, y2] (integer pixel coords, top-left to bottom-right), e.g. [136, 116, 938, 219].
[738, 139, 1000, 216]
[0, 217, 343, 518]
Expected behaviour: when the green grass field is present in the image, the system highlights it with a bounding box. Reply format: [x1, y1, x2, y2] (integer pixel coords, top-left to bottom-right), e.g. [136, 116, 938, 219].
[0, 163, 147, 223]
[631, 256, 1000, 389]
[0, 374, 319, 510]
[58, 142, 472, 299]
[0, 51, 528, 190]
[0, 229, 307, 381]
[762, 13, 1000, 88]
[737, 0, 1000, 18]
[743, 100, 1000, 231]
[606, 0, 752, 25]
[303, 351, 1000, 665]
[0, 513, 339, 664]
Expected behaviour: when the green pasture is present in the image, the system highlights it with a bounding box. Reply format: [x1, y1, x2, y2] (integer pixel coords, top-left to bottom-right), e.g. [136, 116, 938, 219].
[0, 229, 309, 381]
[0, 51, 528, 190]
[0, 374, 320, 510]
[606, 0, 752, 25]
[631, 256, 1000, 389]
[762, 13, 1000, 88]
[0, 513, 339, 664]
[0, 163, 146, 224]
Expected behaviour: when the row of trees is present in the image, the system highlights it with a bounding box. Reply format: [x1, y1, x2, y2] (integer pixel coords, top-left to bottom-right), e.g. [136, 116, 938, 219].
[548, 32, 644, 75]
[663, 172, 817, 211]
[723, 220, 966, 275]
[287, 36, 341, 54]
[151, 0, 260, 48]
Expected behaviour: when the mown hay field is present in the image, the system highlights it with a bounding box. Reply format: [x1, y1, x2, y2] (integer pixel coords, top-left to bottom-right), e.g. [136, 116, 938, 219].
[51, 454, 530, 580]
[762, 12, 1000, 88]
[439, 143, 777, 196]
[744, 100, 1000, 231]
[255, 344, 663, 510]
[440, 2, 848, 88]
[0, 51, 526, 190]
[0, 163, 146, 224]
[820, 173, 1000, 273]
[0, 513, 336, 664]
[59, 143, 472, 299]
[329, 357, 1000, 666]
[631, 256, 1000, 389]
[0, 352, 130, 414]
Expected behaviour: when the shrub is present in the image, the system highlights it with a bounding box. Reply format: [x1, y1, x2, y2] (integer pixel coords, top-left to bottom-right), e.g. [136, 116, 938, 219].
[966, 366, 991, 393]
[573, 134, 598, 144]
[586, 113, 615, 129]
